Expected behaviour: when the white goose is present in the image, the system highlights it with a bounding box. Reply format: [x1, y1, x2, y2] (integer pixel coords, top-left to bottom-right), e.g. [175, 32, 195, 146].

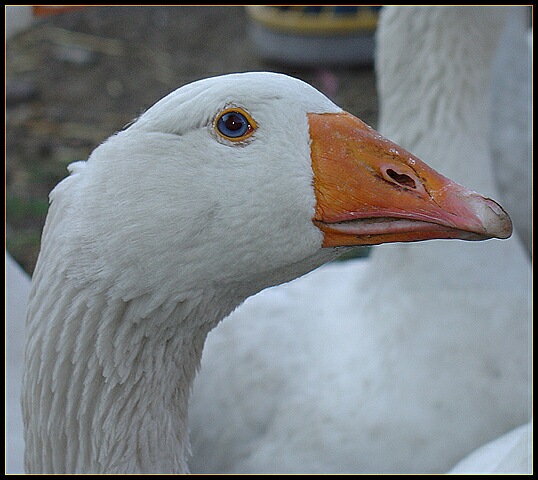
[21, 71, 511, 474]
[188, 7, 531, 474]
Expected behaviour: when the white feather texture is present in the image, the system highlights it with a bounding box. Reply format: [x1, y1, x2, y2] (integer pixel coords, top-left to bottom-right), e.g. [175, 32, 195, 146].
[22, 72, 345, 474]
[188, 7, 530, 473]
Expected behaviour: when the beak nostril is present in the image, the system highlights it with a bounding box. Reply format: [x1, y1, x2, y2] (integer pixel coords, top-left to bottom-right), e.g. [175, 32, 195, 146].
[385, 168, 417, 189]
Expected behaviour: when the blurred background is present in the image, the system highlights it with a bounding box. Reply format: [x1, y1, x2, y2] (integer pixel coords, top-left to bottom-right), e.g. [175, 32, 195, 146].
[6, 5, 381, 275]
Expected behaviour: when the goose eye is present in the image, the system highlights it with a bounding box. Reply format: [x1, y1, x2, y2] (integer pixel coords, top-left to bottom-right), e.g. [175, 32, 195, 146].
[215, 108, 256, 142]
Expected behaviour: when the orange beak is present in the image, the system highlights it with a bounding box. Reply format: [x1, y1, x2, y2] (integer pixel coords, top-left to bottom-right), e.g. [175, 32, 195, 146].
[309, 112, 512, 247]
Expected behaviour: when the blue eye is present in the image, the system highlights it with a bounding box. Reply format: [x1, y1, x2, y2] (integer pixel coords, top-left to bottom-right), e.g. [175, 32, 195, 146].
[215, 109, 256, 141]
[217, 112, 250, 137]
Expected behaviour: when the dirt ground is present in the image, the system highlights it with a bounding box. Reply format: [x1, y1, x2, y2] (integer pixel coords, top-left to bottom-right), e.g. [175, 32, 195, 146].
[6, 6, 379, 275]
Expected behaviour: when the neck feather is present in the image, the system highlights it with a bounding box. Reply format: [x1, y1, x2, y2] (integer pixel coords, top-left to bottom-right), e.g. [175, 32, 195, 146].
[376, 6, 505, 193]
[23, 266, 233, 473]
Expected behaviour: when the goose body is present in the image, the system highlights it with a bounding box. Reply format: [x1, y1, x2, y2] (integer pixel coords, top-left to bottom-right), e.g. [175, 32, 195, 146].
[22, 71, 511, 473]
[189, 7, 531, 473]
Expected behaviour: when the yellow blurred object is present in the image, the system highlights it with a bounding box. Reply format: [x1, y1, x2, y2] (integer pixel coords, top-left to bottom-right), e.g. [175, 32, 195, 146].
[246, 6, 382, 66]
[246, 6, 379, 36]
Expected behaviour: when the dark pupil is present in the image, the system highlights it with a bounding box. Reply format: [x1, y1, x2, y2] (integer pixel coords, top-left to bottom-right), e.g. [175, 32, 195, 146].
[225, 114, 243, 131]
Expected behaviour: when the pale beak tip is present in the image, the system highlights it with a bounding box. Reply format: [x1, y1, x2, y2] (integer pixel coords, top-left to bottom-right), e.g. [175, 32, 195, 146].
[473, 195, 513, 239]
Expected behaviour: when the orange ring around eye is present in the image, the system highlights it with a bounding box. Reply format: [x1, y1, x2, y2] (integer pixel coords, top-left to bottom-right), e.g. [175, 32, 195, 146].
[214, 107, 257, 142]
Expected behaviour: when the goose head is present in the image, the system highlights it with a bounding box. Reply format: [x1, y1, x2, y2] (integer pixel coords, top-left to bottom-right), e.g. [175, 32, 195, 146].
[55, 72, 511, 304]
[25, 71, 513, 474]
